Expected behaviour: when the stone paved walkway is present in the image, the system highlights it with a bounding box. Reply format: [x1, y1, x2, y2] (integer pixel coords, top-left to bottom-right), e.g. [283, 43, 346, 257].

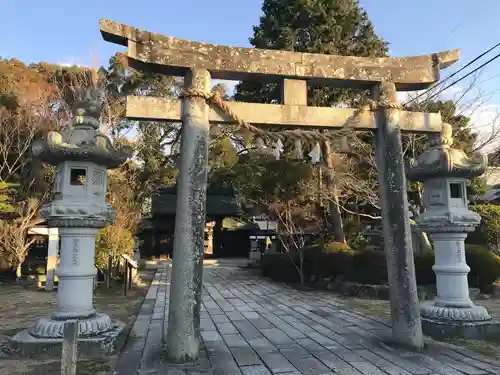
[114, 264, 500, 375]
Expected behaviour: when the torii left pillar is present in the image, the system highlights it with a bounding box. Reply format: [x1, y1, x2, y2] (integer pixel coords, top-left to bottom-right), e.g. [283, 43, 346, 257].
[166, 68, 211, 362]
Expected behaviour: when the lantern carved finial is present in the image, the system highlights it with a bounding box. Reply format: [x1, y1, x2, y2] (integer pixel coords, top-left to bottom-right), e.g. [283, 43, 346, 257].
[32, 93, 132, 169]
[407, 123, 487, 181]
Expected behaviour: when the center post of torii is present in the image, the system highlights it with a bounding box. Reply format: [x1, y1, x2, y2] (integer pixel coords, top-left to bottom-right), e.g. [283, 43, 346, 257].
[100, 19, 460, 360]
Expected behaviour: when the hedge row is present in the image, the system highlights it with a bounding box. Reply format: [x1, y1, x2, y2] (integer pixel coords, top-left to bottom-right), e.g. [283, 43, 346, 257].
[261, 244, 500, 292]
[469, 204, 500, 252]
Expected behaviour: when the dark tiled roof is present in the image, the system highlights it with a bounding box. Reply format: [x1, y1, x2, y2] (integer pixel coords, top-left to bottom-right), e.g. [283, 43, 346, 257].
[152, 186, 242, 216]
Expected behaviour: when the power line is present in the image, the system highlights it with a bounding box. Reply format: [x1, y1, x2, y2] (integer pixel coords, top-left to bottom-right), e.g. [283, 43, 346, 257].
[424, 50, 500, 104]
[404, 1, 493, 106]
[478, 70, 500, 85]
[448, 0, 489, 36]
[404, 41, 500, 106]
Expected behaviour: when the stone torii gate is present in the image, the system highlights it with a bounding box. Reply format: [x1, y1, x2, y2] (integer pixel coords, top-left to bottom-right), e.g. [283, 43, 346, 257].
[100, 19, 459, 360]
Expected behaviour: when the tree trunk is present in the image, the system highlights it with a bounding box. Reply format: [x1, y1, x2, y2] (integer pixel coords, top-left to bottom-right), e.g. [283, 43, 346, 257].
[16, 262, 22, 281]
[299, 251, 305, 287]
[322, 141, 346, 244]
[328, 188, 346, 244]
[213, 218, 223, 257]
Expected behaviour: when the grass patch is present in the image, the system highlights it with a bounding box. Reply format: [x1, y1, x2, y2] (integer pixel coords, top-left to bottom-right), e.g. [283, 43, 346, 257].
[340, 297, 390, 317]
[0, 270, 155, 375]
[454, 340, 500, 358]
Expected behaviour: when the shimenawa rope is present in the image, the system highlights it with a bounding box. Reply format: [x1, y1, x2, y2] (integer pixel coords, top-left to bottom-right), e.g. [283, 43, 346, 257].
[179, 88, 401, 143]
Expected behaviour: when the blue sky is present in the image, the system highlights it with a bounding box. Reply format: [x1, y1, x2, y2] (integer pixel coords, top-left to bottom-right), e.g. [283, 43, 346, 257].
[2, 1, 499, 76]
[2, 0, 500, 145]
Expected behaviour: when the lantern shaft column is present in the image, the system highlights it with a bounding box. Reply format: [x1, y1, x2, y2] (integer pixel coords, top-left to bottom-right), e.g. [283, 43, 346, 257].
[9, 91, 132, 356]
[53, 227, 99, 319]
[408, 123, 493, 340]
[431, 232, 473, 308]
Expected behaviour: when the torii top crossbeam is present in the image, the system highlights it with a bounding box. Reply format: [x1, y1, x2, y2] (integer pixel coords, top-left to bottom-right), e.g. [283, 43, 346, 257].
[100, 19, 459, 91]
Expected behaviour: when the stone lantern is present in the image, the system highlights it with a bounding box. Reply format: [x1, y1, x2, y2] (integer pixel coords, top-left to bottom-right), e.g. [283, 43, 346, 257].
[11, 91, 132, 353]
[407, 123, 490, 325]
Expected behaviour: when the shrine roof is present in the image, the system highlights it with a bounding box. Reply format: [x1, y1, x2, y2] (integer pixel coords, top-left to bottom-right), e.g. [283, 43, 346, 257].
[151, 186, 241, 217]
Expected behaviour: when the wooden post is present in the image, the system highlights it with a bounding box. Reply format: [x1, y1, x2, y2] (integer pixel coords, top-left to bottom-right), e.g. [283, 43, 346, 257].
[128, 264, 132, 290]
[46, 228, 59, 291]
[372, 81, 423, 349]
[61, 320, 78, 375]
[123, 261, 128, 296]
[166, 68, 211, 362]
[106, 255, 112, 288]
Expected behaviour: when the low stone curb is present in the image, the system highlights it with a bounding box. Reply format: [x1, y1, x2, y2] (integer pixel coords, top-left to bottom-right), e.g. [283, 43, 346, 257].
[309, 276, 482, 302]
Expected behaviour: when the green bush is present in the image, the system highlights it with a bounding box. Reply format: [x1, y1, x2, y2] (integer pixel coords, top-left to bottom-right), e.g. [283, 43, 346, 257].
[95, 226, 134, 271]
[466, 244, 500, 292]
[414, 251, 435, 285]
[349, 249, 387, 285]
[311, 242, 355, 280]
[469, 204, 500, 253]
[324, 242, 352, 253]
[261, 252, 300, 283]
[261, 243, 500, 292]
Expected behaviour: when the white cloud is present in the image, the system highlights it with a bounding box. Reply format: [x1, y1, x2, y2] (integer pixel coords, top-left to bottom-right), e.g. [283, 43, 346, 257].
[396, 85, 464, 104]
[465, 103, 500, 153]
[397, 82, 500, 154]
[55, 60, 90, 68]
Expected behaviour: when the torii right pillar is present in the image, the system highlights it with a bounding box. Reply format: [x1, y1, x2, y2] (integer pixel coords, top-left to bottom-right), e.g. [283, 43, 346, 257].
[373, 82, 424, 349]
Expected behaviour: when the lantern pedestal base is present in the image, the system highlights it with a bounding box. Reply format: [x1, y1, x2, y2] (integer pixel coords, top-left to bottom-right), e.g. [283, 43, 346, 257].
[420, 300, 500, 341]
[28, 312, 114, 338]
[8, 315, 124, 358]
[421, 301, 491, 322]
[421, 316, 500, 342]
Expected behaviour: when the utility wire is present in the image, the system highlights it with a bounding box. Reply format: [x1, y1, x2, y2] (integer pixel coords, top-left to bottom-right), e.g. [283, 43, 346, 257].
[448, 0, 489, 36]
[404, 41, 500, 106]
[404, 1, 492, 106]
[478, 70, 500, 86]
[424, 50, 500, 104]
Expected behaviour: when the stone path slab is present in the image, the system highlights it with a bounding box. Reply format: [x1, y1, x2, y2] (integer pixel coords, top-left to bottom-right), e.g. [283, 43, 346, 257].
[114, 264, 500, 375]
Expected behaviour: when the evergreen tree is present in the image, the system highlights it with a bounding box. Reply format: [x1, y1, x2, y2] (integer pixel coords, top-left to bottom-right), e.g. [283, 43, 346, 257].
[233, 0, 388, 243]
[235, 0, 388, 105]
[0, 182, 16, 216]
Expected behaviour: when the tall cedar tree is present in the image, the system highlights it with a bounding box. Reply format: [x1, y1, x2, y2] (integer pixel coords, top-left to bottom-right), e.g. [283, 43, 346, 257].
[234, 0, 388, 242]
[235, 0, 388, 105]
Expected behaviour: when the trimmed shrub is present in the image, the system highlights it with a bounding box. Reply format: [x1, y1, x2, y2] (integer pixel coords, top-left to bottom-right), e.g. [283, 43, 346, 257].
[469, 204, 500, 253]
[466, 244, 500, 292]
[414, 251, 435, 285]
[349, 249, 387, 285]
[324, 242, 352, 253]
[262, 243, 500, 293]
[313, 245, 356, 280]
[261, 252, 300, 283]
